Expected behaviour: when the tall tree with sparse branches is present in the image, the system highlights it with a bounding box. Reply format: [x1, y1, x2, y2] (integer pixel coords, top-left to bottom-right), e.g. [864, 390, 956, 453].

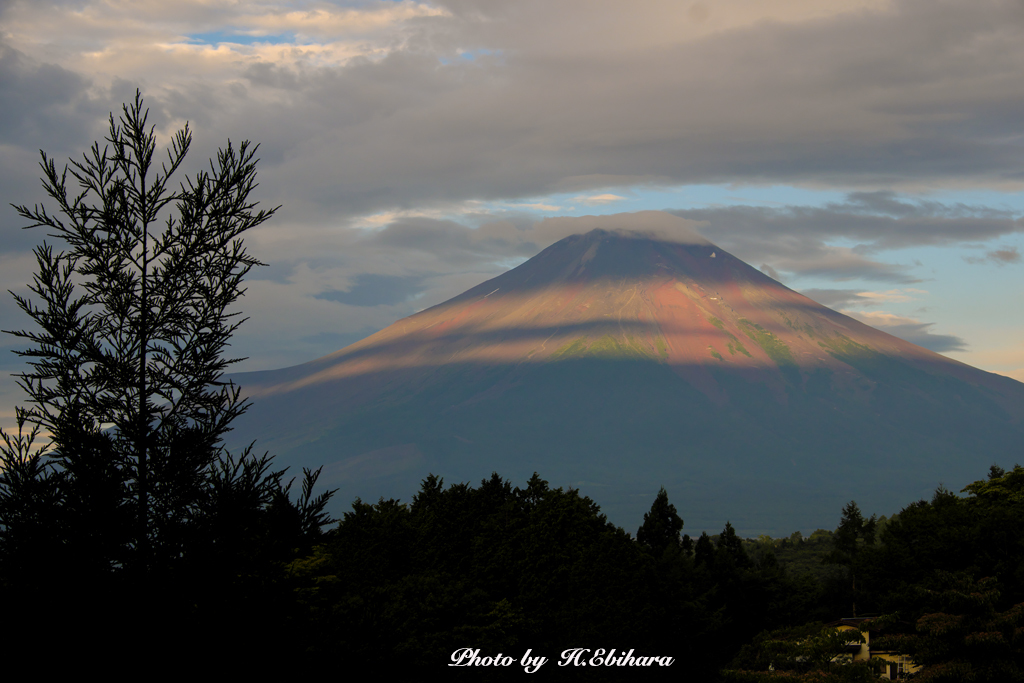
[0, 91, 331, 585]
[827, 500, 877, 618]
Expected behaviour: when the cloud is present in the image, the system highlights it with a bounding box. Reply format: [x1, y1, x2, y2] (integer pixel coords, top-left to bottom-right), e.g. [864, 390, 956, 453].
[362, 210, 709, 264]
[669, 193, 1024, 282]
[801, 289, 865, 308]
[520, 212, 711, 248]
[842, 310, 967, 353]
[575, 194, 627, 206]
[0, 38, 102, 154]
[801, 288, 926, 308]
[314, 273, 426, 307]
[801, 288, 965, 354]
[504, 202, 563, 211]
[852, 289, 925, 304]
[851, 311, 925, 326]
[4, 1, 1024, 229]
[964, 246, 1022, 266]
[229, 1, 449, 43]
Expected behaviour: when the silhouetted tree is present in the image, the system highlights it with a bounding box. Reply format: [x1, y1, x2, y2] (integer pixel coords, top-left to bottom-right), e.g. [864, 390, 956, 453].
[695, 531, 715, 567]
[637, 486, 685, 557]
[827, 501, 876, 617]
[0, 92, 332, 658]
[717, 521, 752, 570]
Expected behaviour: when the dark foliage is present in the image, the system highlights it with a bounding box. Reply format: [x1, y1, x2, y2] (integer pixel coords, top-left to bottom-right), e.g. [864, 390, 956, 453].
[637, 486, 684, 557]
[827, 501, 878, 617]
[281, 474, 816, 679]
[871, 573, 1024, 682]
[0, 93, 332, 665]
[724, 621, 883, 682]
[731, 464, 1024, 682]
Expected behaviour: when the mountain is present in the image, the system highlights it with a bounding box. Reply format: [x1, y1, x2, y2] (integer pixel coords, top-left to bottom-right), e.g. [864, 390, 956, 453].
[228, 228, 1024, 535]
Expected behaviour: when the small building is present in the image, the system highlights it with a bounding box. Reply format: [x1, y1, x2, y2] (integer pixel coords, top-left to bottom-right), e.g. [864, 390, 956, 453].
[827, 617, 920, 680]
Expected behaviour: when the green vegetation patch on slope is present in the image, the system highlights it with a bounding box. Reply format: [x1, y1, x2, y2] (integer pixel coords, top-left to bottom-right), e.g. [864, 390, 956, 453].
[655, 336, 669, 360]
[551, 337, 589, 360]
[739, 319, 796, 366]
[551, 335, 654, 361]
[728, 334, 751, 357]
[778, 312, 818, 340]
[817, 334, 871, 359]
[708, 315, 752, 357]
[626, 334, 651, 358]
[739, 318, 800, 385]
[818, 333, 948, 390]
[709, 347, 724, 361]
[588, 334, 652, 359]
[817, 334, 901, 380]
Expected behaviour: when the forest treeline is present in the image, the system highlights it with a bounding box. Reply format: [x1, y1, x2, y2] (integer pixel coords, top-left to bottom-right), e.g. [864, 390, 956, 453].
[259, 464, 1024, 680]
[4, 462, 1024, 678]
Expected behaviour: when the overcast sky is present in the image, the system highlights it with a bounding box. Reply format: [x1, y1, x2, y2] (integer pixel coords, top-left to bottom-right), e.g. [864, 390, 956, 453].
[1, 0, 1023, 429]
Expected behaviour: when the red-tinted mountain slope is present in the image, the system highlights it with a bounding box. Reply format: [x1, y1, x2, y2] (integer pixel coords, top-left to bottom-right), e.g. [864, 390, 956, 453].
[230, 229, 1024, 535]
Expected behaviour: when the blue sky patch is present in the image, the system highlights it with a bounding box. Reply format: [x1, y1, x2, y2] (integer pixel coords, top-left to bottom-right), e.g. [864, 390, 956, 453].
[186, 31, 298, 46]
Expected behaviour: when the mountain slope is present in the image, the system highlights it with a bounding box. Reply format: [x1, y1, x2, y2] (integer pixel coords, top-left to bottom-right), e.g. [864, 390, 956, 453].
[229, 229, 1024, 534]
